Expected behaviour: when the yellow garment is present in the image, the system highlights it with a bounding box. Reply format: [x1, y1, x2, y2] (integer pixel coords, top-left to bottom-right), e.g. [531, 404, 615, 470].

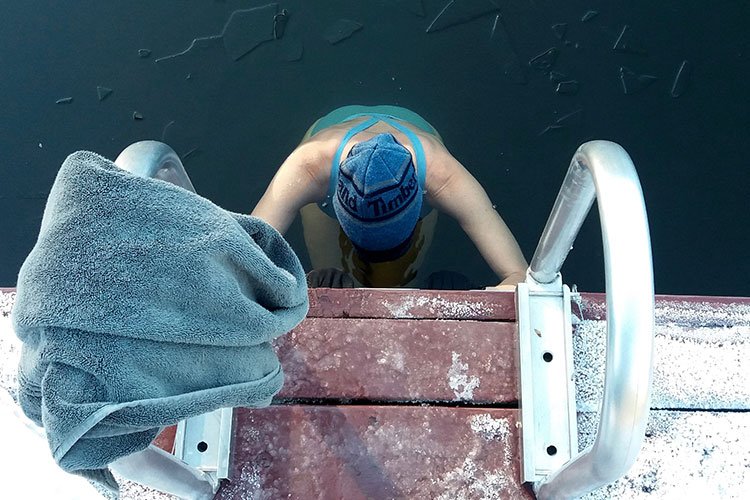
[338, 219, 427, 288]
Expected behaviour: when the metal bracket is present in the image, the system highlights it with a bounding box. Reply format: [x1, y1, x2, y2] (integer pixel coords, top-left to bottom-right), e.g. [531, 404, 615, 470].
[516, 276, 578, 483]
[174, 408, 235, 490]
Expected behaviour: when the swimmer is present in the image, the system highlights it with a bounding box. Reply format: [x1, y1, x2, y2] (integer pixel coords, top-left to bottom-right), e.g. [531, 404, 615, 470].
[252, 105, 527, 289]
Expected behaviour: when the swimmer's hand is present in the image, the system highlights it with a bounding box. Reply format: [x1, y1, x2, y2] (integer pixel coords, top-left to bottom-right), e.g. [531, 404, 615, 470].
[306, 268, 355, 288]
[485, 271, 526, 291]
[485, 284, 516, 291]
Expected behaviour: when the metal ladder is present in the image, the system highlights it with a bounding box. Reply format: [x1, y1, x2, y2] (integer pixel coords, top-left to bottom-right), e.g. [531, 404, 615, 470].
[516, 141, 655, 499]
[114, 139, 654, 500]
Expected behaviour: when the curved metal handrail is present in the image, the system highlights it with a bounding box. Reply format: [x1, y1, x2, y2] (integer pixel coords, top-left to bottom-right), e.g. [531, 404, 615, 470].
[110, 141, 219, 498]
[114, 140, 196, 193]
[528, 141, 655, 499]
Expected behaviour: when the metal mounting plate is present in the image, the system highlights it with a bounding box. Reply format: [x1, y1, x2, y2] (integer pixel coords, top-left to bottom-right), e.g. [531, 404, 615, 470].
[516, 282, 578, 483]
[174, 407, 234, 489]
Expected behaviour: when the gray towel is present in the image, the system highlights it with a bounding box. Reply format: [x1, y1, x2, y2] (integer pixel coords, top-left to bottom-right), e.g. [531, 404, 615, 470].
[12, 151, 308, 487]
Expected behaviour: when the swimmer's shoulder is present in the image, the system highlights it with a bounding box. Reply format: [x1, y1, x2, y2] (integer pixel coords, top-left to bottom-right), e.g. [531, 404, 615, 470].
[420, 133, 462, 201]
[297, 119, 386, 181]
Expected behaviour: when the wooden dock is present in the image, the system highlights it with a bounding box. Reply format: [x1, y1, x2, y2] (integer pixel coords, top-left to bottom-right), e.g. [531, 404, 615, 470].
[2, 288, 749, 499]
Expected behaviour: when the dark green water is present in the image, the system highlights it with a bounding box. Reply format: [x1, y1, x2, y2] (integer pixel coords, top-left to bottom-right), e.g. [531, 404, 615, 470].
[1, 1, 748, 295]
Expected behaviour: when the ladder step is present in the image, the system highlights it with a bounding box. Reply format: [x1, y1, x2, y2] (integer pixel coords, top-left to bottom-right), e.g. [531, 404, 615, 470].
[216, 405, 532, 500]
[276, 318, 519, 403]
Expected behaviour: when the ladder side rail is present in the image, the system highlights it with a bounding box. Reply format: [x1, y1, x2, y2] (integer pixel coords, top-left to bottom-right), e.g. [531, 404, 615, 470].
[113, 141, 225, 498]
[529, 141, 655, 500]
[114, 140, 197, 192]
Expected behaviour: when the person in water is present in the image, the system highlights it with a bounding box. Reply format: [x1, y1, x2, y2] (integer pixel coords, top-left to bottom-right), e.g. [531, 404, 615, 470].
[251, 105, 528, 289]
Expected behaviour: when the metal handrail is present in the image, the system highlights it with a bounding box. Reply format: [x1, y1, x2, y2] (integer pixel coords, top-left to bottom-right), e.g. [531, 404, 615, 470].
[114, 140, 196, 193]
[527, 141, 655, 500]
[111, 141, 220, 499]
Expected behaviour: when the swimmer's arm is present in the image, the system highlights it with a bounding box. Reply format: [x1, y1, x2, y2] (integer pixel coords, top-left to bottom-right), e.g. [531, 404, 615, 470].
[251, 143, 329, 234]
[427, 156, 528, 288]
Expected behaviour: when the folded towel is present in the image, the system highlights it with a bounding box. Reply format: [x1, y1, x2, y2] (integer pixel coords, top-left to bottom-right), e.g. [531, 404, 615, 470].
[12, 151, 309, 488]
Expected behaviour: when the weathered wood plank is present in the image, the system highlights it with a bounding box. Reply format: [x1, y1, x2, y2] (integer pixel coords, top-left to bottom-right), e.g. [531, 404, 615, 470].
[578, 292, 750, 325]
[152, 425, 176, 453]
[7, 286, 747, 326]
[216, 405, 532, 500]
[308, 288, 517, 320]
[276, 318, 518, 403]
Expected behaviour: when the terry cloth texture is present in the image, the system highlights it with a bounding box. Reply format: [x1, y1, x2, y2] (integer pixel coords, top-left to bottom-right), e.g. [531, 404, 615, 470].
[12, 151, 309, 489]
[333, 133, 423, 252]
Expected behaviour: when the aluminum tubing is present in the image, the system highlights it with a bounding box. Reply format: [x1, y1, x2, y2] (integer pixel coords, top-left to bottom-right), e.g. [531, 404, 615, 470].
[534, 141, 655, 500]
[114, 140, 196, 193]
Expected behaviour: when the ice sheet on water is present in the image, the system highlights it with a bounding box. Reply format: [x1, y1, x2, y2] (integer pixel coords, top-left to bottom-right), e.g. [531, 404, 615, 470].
[619, 66, 657, 94]
[490, 15, 527, 85]
[529, 47, 559, 71]
[323, 19, 364, 44]
[222, 4, 278, 61]
[671, 60, 692, 98]
[426, 0, 500, 33]
[97, 86, 113, 101]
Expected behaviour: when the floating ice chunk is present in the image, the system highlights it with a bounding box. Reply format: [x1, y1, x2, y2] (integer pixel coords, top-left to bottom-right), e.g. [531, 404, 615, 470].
[540, 109, 583, 135]
[539, 124, 564, 135]
[426, 0, 499, 33]
[161, 120, 175, 142]
[529, 47, 559, 71]
[581, 10, 598, 22]
[556, 108, 582, 127]
[619, 66, 658, 94]
[556, 80, 579, 95]
[96, 86, 113, 101]
[549, 70, 566, 82]
[155, 35, 227, 81]
[222, 4, 278, 60]
[161, 120, 201, 160]
[281, 39, 303, 62]
[324, 19, 363, 44]
[671, 60, 691, 97]
[156, 35, 224, 64]
[552, 23, 567, 39]
[273, 9, 289, 40]
[183, 147, 199, 161]
[491, 14, 527, 84]
[613, 24, 647, 54]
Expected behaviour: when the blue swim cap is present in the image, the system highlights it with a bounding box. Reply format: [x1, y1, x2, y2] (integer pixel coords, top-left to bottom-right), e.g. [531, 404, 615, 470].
[333, 133, 422, 256]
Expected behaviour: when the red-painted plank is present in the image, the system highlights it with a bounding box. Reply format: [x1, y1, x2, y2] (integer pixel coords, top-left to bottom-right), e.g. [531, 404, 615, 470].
[1, 287, 516, 320]
[308, 288, 517, 321]
[216, 405, 532, 500]
[276, 318, 518, 403]
[6, 286, 746, 324]
[153, 425, 176, 453]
